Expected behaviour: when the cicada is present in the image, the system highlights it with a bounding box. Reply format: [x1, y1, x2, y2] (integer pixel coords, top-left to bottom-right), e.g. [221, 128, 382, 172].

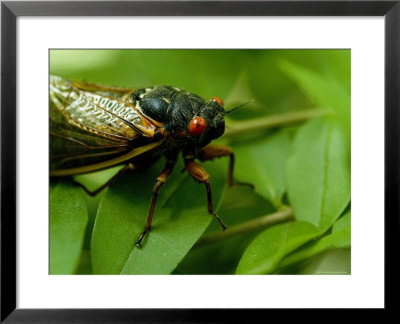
[50, 75, 238, 246]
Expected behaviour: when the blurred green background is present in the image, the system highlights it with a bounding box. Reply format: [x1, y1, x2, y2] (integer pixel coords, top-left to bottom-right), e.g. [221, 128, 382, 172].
[50, 49, 350, 119]
[50, 49, 351, 275]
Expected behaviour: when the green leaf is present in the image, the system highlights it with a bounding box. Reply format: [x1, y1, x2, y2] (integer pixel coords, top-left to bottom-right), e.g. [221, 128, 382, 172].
[91, 159, 226, 274]
[74, 167, 122, 250]
[297, 249, 351, 275]
[332, 210, 351, 234]
[75, 250, 93, 274]
[81, 190, 106, 251]
[177, 185, 276, 274]
[73, 165, 124, 193]
[248, 50, 350, 114]
[235, 221, 318, 274]
[232, 130, 291, 207]
[286, 117, 350, 232]
[278, 212, 351, 270]
[50, 181, 88, 274]
[280, 60, 350, 132]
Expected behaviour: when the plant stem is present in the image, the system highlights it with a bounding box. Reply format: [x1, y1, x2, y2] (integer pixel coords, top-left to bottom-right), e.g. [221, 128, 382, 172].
[194, 206, 294, 249]
[224, 109, 330, 138]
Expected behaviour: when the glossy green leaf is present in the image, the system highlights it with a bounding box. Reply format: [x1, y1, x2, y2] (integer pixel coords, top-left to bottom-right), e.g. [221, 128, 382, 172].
[75, 250, 93, 274]
[280, 59, 350, 131]
[73, 165, 124, 193]
[232, 131, 291, 207]
[286, 117, 350, 231]
[177, 185, 276, 274]
[81, 190, 106, 251]
[50, 181, 88, 274]
[74, 168, 121, 251]
[248, 50, 350, 114]
[91, 159, 226, 274]
[298, 249, 351, 275]
[278, 212, 351, 270]
[236, 221, 319, 274]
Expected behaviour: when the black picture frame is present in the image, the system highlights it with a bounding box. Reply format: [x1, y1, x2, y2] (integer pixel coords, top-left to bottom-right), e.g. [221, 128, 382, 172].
[1, 0, 398, 321]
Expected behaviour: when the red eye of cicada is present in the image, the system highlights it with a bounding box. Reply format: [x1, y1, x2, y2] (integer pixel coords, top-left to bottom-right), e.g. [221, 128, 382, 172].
[211, 96, 224, 107]
[189, 116, 207, 136]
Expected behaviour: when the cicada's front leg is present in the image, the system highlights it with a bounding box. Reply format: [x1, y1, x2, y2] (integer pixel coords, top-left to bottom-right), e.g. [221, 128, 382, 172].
[135, 161, 175, 247]
[184, 159, 227, 231]
[197, 144, 253, 189]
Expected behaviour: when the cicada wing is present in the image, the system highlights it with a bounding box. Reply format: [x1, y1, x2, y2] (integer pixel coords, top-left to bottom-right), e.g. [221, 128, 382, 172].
[50, 120, 131, 170]
[71, 79, 134, 100]
[49, 75, 163, 174]
[50, 75, 157, 139]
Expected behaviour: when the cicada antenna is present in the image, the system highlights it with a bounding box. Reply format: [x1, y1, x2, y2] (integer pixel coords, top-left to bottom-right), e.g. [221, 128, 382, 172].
[225, 99, 255, 114]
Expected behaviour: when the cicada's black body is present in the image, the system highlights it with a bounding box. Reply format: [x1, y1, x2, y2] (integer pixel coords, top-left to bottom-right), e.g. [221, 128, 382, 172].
[50, 75, 235, 246]
[133, 86, 225, 146]
[131, 85, 226, 162]
[50, 76, 226, 174]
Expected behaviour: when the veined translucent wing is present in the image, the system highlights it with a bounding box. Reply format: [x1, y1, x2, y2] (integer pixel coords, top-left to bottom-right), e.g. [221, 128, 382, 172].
[50, 75, 163, 174]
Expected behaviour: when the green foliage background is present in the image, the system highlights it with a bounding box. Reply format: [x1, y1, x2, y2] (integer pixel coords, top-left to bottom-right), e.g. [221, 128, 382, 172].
[49, 49, 351, 275]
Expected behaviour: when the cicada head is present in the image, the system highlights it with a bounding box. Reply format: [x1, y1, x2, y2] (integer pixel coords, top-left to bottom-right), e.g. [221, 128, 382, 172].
[164, 91, 226, 148]
[190, 98, 226, 148]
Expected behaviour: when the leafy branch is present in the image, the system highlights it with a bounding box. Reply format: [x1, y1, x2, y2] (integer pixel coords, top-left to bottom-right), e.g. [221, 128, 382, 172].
[194, 206, 293, 249]
[224, 108, 331, 138]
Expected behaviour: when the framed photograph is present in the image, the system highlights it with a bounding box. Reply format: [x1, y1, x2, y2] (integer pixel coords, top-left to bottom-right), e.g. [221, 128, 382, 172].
[1, 0, 397, 321]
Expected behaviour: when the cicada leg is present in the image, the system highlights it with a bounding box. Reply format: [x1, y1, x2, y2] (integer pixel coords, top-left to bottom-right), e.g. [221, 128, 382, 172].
[197, 144, 254, 189]
[135, 161, 175, 247]
[73, 163, 135, 196]
[184, 159, 227, 231]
